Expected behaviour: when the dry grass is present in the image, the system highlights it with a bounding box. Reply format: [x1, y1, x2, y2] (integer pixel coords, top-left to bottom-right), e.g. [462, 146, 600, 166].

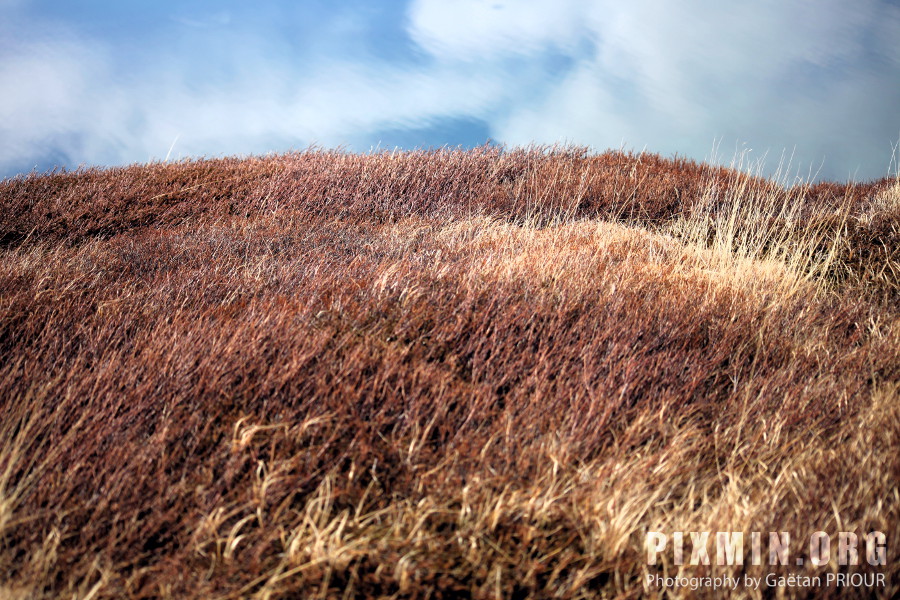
[0, 146, 897, 598]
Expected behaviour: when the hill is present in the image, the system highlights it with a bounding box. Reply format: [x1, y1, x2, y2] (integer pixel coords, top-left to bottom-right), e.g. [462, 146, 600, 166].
[1, 147, 898, 598]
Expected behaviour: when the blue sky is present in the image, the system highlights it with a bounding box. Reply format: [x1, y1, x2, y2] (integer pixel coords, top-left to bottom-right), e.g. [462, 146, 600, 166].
[2, 0, 899, 181]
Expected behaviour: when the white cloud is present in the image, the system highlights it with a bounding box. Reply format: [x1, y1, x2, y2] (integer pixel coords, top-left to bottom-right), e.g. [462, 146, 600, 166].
[407, 0, 588, 59]
[2, 1, 899, 180]
[408, 0, 900, 179]
[170, 11, 233, 29]
[0, 7, 514, 173]
[0, 28, 111, 167]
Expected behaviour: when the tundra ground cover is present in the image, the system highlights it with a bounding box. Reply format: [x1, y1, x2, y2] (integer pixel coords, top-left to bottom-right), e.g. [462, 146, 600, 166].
[0, 147, 898, 598]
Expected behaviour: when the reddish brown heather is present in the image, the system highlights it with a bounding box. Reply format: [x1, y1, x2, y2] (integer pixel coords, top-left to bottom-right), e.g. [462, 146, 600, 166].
[0, 147, 897, 599]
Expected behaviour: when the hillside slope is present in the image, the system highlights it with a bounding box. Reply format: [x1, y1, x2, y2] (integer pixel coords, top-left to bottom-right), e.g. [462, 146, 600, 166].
[1, 147, 898, 598]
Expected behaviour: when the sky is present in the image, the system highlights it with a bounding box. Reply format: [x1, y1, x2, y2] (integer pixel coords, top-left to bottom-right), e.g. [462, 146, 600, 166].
[2, 0, 899, 182]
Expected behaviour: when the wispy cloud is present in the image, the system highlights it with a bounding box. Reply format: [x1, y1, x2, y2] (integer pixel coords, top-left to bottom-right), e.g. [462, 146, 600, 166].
[408, 0, 900, 179]
[169, 11, 233, 29]
[0, 3, 510, 174]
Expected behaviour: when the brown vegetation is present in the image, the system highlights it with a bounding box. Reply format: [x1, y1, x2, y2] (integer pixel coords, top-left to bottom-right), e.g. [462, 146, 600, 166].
[0, 147, 898, 598]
